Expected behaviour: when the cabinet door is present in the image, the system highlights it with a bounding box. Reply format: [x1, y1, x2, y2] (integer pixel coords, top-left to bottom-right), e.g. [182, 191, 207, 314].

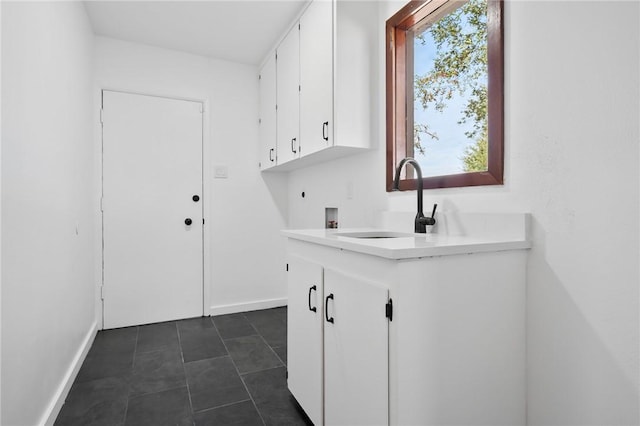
[324, 268, 389, 426]
[276, 25, 300, 165]
[259, 53, 277, 170]
[300, 0, 333, 156]
[287, 255, 323, 426]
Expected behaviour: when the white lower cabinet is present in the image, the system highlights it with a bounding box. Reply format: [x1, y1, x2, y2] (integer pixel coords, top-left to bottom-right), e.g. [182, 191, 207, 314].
[286, 238, 527, 426]
[287, 256, 390, 426]
[287, 255, 323, 425]
[323, 269, 389, 426]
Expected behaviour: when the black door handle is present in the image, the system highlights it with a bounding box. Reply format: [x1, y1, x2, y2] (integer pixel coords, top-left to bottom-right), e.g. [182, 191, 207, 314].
[325, 293, 334, 323]
[269, 148, 275, 162]
[291, 138, 297, 154]
[322, 121, 329, 141]
[308, 285, 317, 312]
[185, 218, 192, 226]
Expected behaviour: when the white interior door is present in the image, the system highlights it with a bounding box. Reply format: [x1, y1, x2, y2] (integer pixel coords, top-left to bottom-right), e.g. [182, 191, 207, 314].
[102, 90, 203, 329]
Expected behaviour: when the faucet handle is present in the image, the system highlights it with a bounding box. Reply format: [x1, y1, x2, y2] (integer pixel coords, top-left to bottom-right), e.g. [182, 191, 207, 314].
[424, 204, 437, 226]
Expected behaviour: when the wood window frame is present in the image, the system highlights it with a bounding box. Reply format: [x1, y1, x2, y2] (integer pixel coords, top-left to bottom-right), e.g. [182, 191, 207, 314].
[386, 0, 504, 191]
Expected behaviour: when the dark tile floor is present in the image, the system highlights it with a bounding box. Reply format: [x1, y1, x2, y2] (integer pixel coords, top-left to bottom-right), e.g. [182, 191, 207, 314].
[54, 307, 312, 426]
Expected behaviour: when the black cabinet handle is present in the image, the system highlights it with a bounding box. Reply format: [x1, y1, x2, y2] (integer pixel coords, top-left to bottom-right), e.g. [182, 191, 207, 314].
[325, 293, 334, 323]
[192, 195, 200, 202]
[291, 138, 297, 154]
[308, 285, 317, 312]
[269, 148, 275, 162]
[185, 218, 193, 226]
[322, 121, 329, 141]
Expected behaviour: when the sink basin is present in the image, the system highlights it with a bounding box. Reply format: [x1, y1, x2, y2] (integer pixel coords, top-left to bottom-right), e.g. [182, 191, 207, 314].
[334, 231, 416, 239]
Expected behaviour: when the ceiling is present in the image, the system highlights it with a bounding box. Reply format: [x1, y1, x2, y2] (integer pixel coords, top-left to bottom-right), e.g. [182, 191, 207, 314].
[83, 1, 309, 65]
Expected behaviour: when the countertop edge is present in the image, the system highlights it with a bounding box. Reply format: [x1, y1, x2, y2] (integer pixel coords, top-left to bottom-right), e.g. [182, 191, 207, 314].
[281, 229, 532, 260]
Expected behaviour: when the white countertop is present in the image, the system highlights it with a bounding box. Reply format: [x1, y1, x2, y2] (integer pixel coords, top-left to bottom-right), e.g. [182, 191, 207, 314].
[282, 228, 532, 260]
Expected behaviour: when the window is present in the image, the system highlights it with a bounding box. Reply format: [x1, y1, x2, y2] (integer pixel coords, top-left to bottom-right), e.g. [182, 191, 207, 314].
[386, 0, 504, 191]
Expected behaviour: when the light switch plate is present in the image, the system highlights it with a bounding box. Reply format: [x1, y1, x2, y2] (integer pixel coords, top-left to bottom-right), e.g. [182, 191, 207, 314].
[214, 165, 228, 179]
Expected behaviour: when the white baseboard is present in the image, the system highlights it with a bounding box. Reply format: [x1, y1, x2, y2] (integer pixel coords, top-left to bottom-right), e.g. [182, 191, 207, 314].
[209, 298, 287, 316]
[41, 321, 98, 426]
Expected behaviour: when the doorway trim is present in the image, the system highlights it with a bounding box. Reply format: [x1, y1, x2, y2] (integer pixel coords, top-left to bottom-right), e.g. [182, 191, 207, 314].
[98, 88, 212, 329]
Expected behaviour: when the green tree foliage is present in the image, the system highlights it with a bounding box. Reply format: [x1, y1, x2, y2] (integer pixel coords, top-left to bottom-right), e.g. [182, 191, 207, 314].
[461, 128, 488, 172]
[414, 0, 488, 172]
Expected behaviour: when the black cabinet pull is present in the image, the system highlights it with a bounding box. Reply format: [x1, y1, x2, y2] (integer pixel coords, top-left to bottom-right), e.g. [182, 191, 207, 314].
[325, 293, 334, 323]
[308, 285, 317, 312]
[322, 121, 329, 141]
[269, 148, 275, 162]
[184, 218, 192, 226]
[291, 138, 297, 154]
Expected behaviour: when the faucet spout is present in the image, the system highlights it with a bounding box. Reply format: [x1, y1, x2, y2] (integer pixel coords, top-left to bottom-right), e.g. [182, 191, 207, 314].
[393, 157, 436, 233]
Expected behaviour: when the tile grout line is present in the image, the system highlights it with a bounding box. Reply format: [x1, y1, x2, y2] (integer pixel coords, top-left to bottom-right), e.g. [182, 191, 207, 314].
[253, 330, 286, 368]
[128, 384, 191, 400]
[238, 363, 287, 378]
[176, 321, 196, 424]
[236, 313, 285, 368]
[192, 398, 253, 414]
[211, 315, 268, 426]
[122, 325, 139, 425]
[245, 312, 288, 368]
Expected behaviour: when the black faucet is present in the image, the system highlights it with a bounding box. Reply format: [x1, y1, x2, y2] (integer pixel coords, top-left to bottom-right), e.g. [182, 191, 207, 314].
[392, 157, 437, 233]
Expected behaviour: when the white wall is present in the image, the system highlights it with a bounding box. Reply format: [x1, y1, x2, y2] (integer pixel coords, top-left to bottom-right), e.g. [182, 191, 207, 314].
[288, 0, 640, 423]
[509, 3, 639, 423]
[1, 2, 96, 425]
[94, 37, 289, 317]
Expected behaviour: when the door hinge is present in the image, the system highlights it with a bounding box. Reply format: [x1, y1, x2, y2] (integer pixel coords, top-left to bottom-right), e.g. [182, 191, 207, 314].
[259, 118, 262, 124]
[258, 74, 261, 81]
[199, 104, 205, 113]
[100, 285, 105, 300]
[100, 197, 104, 212]
[385, 299, 393, 321]
[100, 108, 104, 124]
[202, 218, 205, 225]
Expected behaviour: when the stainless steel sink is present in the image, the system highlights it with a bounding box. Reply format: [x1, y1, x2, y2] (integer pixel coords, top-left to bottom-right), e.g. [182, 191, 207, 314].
[334, 231, 416, 239]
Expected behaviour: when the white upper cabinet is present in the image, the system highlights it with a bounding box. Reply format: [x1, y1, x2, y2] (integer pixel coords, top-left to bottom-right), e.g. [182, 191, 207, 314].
[300, 0, 333, 156]
[333, 0, 376, 151]
[259, 0, 376, 171]
[275, 25, 300, 166]
[258, 53, 277, 170]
